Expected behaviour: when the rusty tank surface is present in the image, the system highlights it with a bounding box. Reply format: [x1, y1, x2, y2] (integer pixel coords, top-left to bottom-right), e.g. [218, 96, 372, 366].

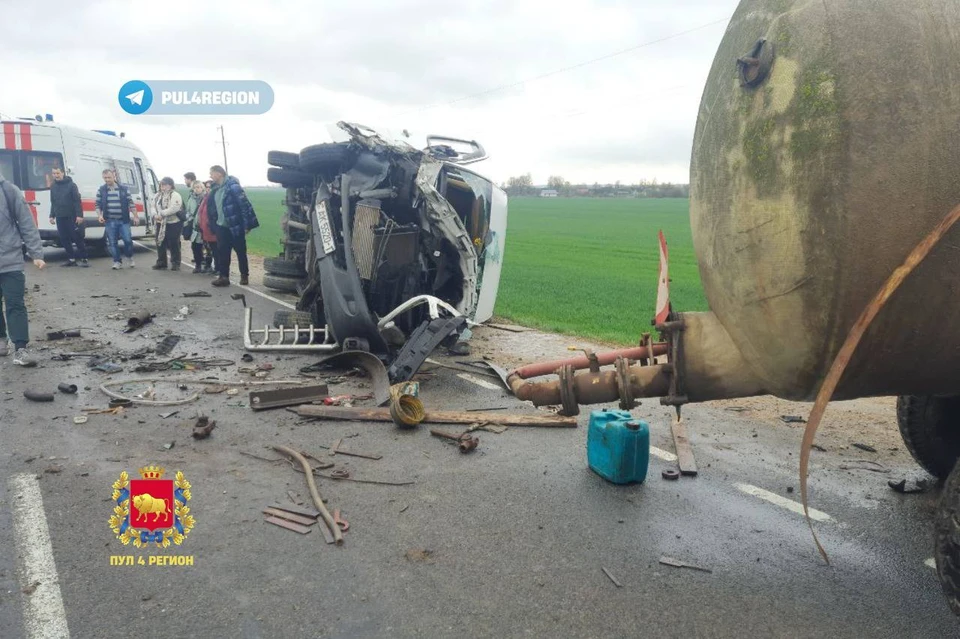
[506, 0, 960, 616]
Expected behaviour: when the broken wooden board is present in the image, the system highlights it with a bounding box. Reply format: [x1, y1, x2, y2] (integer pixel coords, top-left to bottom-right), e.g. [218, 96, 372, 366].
[296, 405, 577, 428]
[670, 418, 698, 476]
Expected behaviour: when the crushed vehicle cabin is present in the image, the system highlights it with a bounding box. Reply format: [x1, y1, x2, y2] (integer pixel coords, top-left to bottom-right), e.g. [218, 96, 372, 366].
[249, 122, 507, 385]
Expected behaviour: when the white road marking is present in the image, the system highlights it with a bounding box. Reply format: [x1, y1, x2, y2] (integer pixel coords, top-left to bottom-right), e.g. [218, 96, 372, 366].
[650, 446, 678, 462]
[457, 373, 503, 391]
[734, 483, 832, 522]
[926, 558, 937, 570]
[9, 473, 70, 638]
[134, 241, 296, 309]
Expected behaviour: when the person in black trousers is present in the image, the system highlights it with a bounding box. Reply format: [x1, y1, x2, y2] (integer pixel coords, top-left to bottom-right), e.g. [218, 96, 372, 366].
[152, 177, 184, 270]
[48, 168, 88, 267]
[208, 165, 258, 287]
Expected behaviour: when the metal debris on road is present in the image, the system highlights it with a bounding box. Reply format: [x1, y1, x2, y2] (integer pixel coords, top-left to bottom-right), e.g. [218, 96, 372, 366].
[390, 393, 425, 428]
[430, 429, 479, 453]
[662, 469, 680, 480]
[191, 416, 217, 439]
[271, 445, 343, 545]
[671, 418, 698, 477]
[155, 335, 181, 356]
[182, 291, 212, 298]
[659, 556, 713, 573]
[57, 383, 77, 394]
[839, 460, 889, 473]
[333, 509, 349, 533]
[123, 310, 153, 333]
[853, 442, 878, 453]
[262, 507, 318, 527]
[159, 410, 179, 419]
[249, 384, 330, 411]
[264, 515, 313, 535]
[297, 404, 578, 428]
[73, 416, 88, 424]
[780, 415, 806, 424]
[888, 477, 933, 494]
[24, 390, 54, 402]
[601, 567, 623, 588]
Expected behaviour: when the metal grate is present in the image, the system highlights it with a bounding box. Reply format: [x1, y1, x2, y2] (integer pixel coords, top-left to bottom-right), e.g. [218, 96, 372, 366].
[353, 200, 381, 280]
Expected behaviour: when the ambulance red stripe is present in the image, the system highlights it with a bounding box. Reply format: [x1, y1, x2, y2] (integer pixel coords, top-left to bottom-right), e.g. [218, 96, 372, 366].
[18, 124, 33, 151]
[2, 123, 14, 150]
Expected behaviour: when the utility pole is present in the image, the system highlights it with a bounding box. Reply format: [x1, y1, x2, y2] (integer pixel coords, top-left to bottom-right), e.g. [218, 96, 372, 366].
[216, 125, 229, 175]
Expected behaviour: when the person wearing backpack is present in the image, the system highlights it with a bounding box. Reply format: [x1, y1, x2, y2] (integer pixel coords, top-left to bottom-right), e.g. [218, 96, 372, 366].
[0, 173, 46, 367]
[152, 177, 184, 270]
[208, 165, 258, 287]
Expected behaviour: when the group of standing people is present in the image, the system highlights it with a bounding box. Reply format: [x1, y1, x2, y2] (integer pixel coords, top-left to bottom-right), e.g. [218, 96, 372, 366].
[152, 166, 259, 286]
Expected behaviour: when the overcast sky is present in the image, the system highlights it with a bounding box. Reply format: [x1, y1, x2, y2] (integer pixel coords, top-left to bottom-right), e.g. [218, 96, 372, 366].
[3, 0, 739, 187]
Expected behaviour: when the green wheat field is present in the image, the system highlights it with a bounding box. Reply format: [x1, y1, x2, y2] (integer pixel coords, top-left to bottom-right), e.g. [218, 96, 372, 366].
[242, 189, 708, 345]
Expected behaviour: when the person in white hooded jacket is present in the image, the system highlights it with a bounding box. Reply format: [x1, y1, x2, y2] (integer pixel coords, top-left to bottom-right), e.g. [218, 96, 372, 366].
[152, 176, 184, 270]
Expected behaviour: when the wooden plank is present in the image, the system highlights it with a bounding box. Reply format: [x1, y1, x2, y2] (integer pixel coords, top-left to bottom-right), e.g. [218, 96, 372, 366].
[269, 503, 321, 519]
[296, 405, 577, 428]
[262, 507, 318, 527]
[264, 516, 313, 534]
[671, 418, 698, 477]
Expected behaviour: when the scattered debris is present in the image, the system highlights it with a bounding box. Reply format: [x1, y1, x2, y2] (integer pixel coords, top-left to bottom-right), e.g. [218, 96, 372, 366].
[24, 390, 54, 402]
[182, 291, 212, 298]
[57, 383, 77, 394]
[662, 469, 680, 480]
[46, 329, 81, 340]
[671, 418, 698, 477]
[159, 411, 179, 419]
[249, 384, 330, 411]
[323, 394, 372, 407]
[430, 429, 479, 453]
[659, 556, 713, 573]
[724, 406, 749, 413]
[263, 507, 317, 528]
[888, 477, 933, 494]
[155, 335, 181, 357]
[839, 460, 889, 473]
[812, 444, 828, 452]
[390, 393, 426, 428]
[264, 515, 313, 535]
[162, 441, 175, 450]
[780, 415, 806, 424]
[73, 416, 87, 424]
[124, 310, 153, 333]
[485, 322, 532, 333]
[601, 567, 623, 588]
[297, 404, 578, 427]
[853, 442, 877, 453]
[333, 509, 349, 533]
[271, 445, 343, 545]
[92, 361, 123, 374]
[191, 416, 217, 440]
[22, 581, 41, 595]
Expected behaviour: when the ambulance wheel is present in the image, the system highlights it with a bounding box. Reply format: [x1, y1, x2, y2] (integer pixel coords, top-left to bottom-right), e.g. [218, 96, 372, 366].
[267, 167, 313, 189]
[299, 143, 348, 176]
[263, 256, 306, 278]
[934, 460, 960, 616]
[267, 150, 300, 170]
[897, 395, 960, 479]
[262, 274, 303, 293]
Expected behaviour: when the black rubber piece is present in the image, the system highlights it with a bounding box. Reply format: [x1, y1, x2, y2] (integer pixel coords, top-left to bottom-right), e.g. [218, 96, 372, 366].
[267, 150, 300, 169]
[897, 395, 960, 479]
[57, 383, 77, 394]
[299, 143, 348, 175]
[266, 167, 313, 188]
[24, 390, 54, 402]
[935, 460, 960, 615]
[387, 316, 468, 384]
[263, 256, 306, 278]
[262, 274, 303, 293]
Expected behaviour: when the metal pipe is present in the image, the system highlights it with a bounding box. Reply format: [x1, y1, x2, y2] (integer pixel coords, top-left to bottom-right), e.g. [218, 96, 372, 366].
[510, 344, 669, 380]
[508, 364, 671, 408]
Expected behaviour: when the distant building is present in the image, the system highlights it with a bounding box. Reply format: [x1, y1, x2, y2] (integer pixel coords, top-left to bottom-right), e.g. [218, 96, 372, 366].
[540, 189, 558, 198]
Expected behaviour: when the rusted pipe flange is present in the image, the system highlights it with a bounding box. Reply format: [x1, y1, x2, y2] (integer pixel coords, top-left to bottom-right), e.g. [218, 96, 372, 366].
[662, 469, 680, 481]
[615, 356, 636, 411]
[557, 364, 579, 417]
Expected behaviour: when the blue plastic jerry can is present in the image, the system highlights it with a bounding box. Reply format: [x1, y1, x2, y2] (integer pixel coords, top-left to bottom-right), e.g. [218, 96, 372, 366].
[587, 409, 650, 484]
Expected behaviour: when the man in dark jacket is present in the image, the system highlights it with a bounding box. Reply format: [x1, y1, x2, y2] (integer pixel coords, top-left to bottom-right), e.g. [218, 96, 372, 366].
[48, 167, 88, 267]
[208, 165, 259, 287]
[0, 174, 46, 366]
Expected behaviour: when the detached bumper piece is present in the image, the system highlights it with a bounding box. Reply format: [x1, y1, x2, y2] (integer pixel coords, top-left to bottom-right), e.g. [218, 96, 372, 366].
[387, 315, 468, 384]
[241, 307, 339, 352]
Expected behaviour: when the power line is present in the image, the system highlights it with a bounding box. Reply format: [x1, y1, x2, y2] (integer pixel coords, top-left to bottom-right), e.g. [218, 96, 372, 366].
[396, 16, 730, 117]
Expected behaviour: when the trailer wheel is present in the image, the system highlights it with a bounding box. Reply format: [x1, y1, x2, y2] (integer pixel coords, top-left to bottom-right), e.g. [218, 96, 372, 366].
[897, 395, 960, 479]
[263, 256, 306, 278]
[267, 150, 300, 170]
[299, 143, 348, 176]
[267, 167, 313, 189]
[935, 460, 960, 615]
[262, 274, 303, 293]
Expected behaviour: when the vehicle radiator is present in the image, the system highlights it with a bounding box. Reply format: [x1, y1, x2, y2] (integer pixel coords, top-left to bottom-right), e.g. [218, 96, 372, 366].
[353, 200, 381, 280]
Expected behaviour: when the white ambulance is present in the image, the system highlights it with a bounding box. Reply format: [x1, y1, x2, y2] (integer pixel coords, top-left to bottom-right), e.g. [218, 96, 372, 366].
[0, 115, 159, 250]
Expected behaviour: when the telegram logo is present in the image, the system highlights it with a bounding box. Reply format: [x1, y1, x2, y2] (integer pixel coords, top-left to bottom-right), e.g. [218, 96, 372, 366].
[118, 80, 153, 115]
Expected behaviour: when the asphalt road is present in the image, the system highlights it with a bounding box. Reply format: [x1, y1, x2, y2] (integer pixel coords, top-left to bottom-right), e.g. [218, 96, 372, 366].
[0, 244, 957, 638]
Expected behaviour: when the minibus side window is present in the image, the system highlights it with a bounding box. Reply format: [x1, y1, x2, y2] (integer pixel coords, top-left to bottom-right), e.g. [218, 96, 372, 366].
[0, 150, 16, 187]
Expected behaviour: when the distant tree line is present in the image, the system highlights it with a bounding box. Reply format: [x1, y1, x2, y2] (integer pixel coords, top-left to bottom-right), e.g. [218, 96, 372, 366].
[500, 173, 689, 199]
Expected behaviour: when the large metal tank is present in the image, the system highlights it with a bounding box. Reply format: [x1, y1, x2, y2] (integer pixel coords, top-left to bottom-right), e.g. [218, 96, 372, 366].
[688, 0, 960, 402]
